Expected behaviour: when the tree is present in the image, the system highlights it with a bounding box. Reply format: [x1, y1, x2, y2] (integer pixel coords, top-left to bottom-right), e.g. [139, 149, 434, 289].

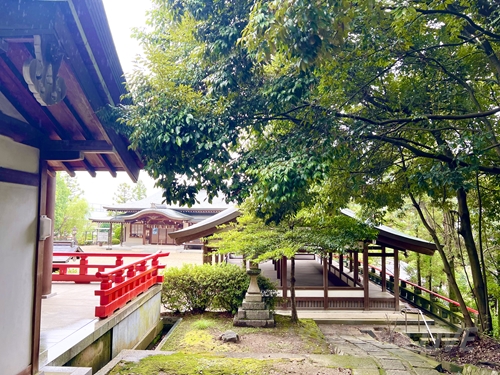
[113, 182, 134, 205]
[133, 180, 148, 201]
[124, 0, 500, 331]
[54, 173, 90, 242]
[214, 202, 377, 323]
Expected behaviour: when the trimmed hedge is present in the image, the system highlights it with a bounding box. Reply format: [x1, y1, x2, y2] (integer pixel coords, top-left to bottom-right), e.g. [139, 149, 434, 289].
[161, 263, 278, 314]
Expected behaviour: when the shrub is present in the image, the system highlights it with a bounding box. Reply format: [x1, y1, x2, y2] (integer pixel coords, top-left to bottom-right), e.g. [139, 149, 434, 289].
[162, 263, 279, 314]
[211, 264, 250, 314]
[257, 275, 279, 311]
[111, 238, 120, 245]
[162, 264, 218, 314]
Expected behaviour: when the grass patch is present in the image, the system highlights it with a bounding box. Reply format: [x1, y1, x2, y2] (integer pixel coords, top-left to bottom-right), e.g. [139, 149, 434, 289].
[160, 312, 330, 355]
[108, 353, 278, 375]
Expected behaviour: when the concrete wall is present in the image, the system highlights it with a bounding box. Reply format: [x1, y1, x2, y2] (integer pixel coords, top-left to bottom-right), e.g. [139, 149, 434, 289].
[0, 135, 39, 375]
[112, 292, 161, 358]
[59, 286, 163, 374]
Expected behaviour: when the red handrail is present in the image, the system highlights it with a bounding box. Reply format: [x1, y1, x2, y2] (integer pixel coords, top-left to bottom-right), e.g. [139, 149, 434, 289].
[369, 264, 479, 315]
[94, 251, 169, 318]
[52, 251, 169, 318]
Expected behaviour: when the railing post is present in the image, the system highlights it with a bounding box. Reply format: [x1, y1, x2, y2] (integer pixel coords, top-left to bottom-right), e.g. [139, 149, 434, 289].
[79, 255, 88, 276]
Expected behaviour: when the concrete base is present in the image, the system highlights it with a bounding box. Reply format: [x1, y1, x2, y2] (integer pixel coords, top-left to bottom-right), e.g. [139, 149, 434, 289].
[41, 366, 91, 375]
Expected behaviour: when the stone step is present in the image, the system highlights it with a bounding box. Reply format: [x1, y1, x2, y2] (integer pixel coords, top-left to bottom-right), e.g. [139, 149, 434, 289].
[233, 318, 275, 328]
[237, 308, 273, 320]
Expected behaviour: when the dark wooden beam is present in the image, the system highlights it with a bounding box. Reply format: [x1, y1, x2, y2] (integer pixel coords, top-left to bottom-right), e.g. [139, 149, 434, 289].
[82, 158, 97, 177]
[41, 150, 83, 161]
[0, 166, 38, 186]
[102, 127, 140, 182]
[0, 38, 8, 53]
[63, 97, 94, 140]
[42, 140, 113, 153]
[60, 162, 75, 177]
[101, 154, 117, 178]
[53, 11, 105, 110]
[377, 236, 435, 256]
[0, 112, 46, 146]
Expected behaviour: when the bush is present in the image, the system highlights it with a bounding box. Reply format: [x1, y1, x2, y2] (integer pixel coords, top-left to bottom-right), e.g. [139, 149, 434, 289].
[111, 238, 120, 245]
[162, 264, 218, 314]
[162, 263, 279, 314]
[211, 264, 250, 314]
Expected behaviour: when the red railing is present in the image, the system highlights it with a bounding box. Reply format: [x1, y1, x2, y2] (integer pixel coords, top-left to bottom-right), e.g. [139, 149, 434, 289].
[52, 251, 169, 318]
[368, 264, 479, 315]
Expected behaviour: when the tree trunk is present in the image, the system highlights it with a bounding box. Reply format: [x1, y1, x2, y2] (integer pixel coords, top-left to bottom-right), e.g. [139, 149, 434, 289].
[456, 187, 492, 332]
[290, 256, 298, 323]
[410, 193, 475, 328]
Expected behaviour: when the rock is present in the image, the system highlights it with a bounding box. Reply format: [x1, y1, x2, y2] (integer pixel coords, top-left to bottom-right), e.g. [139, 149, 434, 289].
[219, 330, 240, 343]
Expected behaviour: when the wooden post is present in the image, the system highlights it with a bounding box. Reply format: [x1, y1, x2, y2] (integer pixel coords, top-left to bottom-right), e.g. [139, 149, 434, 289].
[41, 172, 55, 296]
[381, 246, 386, 292]
[349, 251, 353, 272]
[363, 242, 369, 310]
[120, 223, 124, 246]
[329, 252, 332, 268]
[32, 162, 48, 374]
[282, 256, 288, 299]
[354, 251, 359, 286]
[323, 257, 328, 309]
[202, 245, 211, 264]
[339, 254, 344, 275]
[394, 249, 400, 311]
[107, 222, 113, 250]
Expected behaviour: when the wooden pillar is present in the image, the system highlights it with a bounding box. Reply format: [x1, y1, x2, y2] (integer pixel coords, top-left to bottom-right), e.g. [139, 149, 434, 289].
[202, 245, 212, 264]
[277, 257, 281, 279]
[323, 257, 328, 309]
[394, 249, 400, 311]
[41, 172, 55, 296]
[32, 162, 48, 374]
[339, 254, 344, 275]
[349, 251, 353, 272]
[120, 223, 124, 246]
[329, 252, 333, 268]
[354, 251, 359, 285]
[107, 222, 113, 250]
[282, 256, 288, 299]
[381, 246, 387, 292]
[363, 242, 369, 310]
[142, 223, 146, 245]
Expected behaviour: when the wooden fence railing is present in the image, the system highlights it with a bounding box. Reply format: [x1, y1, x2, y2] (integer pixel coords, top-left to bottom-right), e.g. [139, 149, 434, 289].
[52, 251, 169, 318]
[366, 264, 478, 328]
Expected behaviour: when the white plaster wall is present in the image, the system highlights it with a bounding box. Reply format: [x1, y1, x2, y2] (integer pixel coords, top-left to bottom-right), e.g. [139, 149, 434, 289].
[0, 135, 39, 374]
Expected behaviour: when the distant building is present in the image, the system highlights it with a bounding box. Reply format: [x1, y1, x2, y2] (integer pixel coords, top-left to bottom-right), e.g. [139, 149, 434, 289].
[91, 191, 231, 246]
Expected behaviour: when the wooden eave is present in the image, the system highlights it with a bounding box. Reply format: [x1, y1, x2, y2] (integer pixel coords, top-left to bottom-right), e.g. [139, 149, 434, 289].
[0, 0, 142, 181]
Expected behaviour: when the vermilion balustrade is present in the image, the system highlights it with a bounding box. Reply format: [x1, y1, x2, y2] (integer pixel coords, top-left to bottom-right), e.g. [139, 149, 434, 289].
[52, 251, 169, 318]
[367, 264, 479, 315]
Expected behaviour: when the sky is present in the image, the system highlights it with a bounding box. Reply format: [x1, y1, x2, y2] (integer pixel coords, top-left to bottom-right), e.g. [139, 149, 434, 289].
[76, 0, 156, 206]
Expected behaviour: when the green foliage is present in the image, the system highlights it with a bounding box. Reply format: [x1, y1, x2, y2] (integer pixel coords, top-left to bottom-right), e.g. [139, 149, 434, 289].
[191, 318, 215, 330]
[161, 263, 277, 314]
[126, 0, 500, 330]
[111, 238, 120, 245]
[55, 173, 90, 241]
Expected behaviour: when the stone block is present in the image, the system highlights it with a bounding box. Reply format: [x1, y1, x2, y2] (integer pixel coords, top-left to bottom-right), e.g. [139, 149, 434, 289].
[244, 310, 272, 320]
[244, 294, 262, 302]
[233, 318, 275, 328]
[242, 301, 266, 310]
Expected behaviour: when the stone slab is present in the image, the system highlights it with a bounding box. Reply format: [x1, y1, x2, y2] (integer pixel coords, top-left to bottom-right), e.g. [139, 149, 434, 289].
[377, 359, 407, 370]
